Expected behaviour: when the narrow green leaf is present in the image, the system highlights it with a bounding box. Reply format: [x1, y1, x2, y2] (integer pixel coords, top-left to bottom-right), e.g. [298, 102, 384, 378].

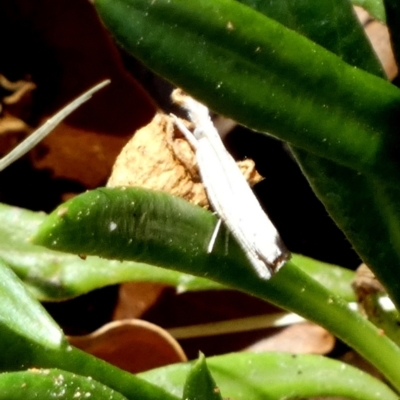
[291, 254, 355, 302]
[93, 0, 400, 307]
[182, 354, 223, 400]
[237, 0, 400, 307]
[140, 353, 398, 400]
[1, 344, 179, 400]
[94, 0, 400, 180]
[0, 202, 219, 300]
[0, 257, 178, 400]
[293, 153, 400, 307]
[32, 187, 400, 391]
[0, 260, 64, 349]
[0, 203, 353, 300]
[239, 0, 384, 76]
[0, 369, 128, 400]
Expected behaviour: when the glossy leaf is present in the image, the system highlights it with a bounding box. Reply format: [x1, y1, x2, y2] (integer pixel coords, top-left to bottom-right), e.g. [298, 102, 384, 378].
[140, 353, 398, 400]
[290, 254, 355, 301]
[0, 260, 64, 350]
[94, 0, 400, 180]
[92, 0, 400, 309]
[0, 202, 219, 300]
[2, 344, 179, 400]
[0, 257, 178, 400]
[182, 354, 223, 400]
[236, 0, 400, 308]
[0, 369, 127, 400]
[0, 203, 354, 300]
[239, 0, 384, 76]
[292, 154, 400, 307]
[32, 187, 400, 391]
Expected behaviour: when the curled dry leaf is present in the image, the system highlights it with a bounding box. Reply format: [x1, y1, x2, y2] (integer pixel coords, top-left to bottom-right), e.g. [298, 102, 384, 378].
[107, 112, 263, 208]
[68, 319, 187, 374]
[0, 75, 36, 155]
[0, 75, 36, 115]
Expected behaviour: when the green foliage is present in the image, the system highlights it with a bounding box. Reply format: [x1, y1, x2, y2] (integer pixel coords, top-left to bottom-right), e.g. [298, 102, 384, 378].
[31, 187, 400, 393]
[0, 203, 221, 301]
[182, 354, 223, 400]
[141, 353, 398, 400]
[0, 261, 178, 399]
[0, 369, 129, 400]
[93, 0, 400, 310]
[2, 0, 400, 398]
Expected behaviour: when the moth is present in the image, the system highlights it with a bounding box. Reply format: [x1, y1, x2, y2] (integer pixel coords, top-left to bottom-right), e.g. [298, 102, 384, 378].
[0, 80, 110, 172]
[171, 90, 290, 279]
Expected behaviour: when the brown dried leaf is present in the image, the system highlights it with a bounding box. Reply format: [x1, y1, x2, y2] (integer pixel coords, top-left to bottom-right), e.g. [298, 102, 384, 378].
[113, 282, 167, 320]
[0, 115, 31, 152]
[0, 75, 36, 115]
[0, 75, 36, 155]
[68, 319, 187, 373]
[33, 123, 132, 190]
[245, 322, 335, 355]
[1, 0, 156, 188]
[107, 112, 263, 208]
[108, 112, 209, 206]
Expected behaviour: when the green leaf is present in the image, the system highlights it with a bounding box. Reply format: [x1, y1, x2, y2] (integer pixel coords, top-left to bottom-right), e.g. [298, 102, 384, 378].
[140, 353, 398, 400]
[92, 0, 400, 307]
[0, 260, 64, 350]
[0, 202, 219, 301]
[0, 259, 178, 400]
[0, 202, 354, 300]
[292, 153, 400, 308]
[0, 369, 128, 400]
[238, 0, 384, 76]
[32, 187, 400, 391]
[94, 0, 400, 180]
[182, 354, 223, 400]
[291, 254, 355, 301]
[3, 345, 179, 400]
[236, 0, 400, 308]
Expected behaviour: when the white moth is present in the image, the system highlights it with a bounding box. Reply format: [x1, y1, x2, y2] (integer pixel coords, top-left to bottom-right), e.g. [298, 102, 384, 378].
[0, 80, 110, 172]
[171, 90, 290, 279]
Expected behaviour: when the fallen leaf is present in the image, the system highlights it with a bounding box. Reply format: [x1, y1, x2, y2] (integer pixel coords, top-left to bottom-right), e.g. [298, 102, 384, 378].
[113, 282, 167, 320]
[0, 0, 156, 188]
[68, 319, 187, 373]
[245, 322, 335, 354]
